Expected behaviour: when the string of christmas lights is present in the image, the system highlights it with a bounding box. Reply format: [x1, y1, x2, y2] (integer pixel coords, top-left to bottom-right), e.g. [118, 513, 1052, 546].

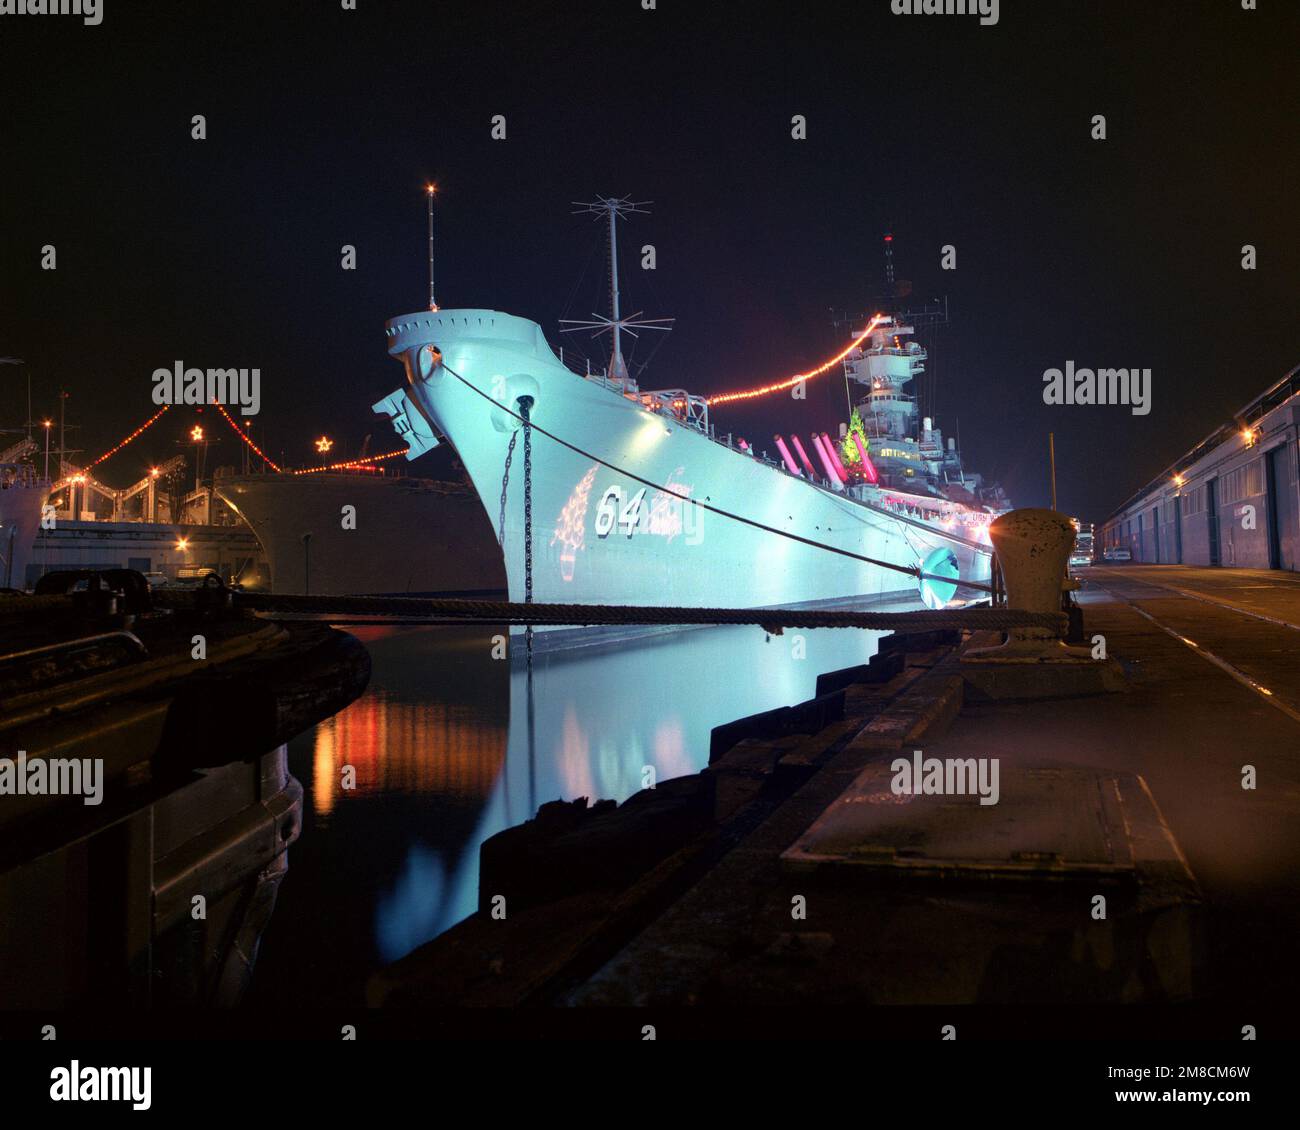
[705, 314, 885, 407]
[84, 406, 170, 469]
[213, 402, 283, 472]
[290, 449, 409, 475]
[78, 403, 410, 480]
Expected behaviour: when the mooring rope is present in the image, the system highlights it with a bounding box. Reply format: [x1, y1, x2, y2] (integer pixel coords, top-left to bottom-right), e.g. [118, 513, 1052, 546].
[438, 362, 995, 595]
[210, 591, 1064, 634]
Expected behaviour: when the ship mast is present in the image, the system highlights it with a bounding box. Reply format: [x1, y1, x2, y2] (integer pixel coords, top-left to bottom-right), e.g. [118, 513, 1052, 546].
[425, 183, 439, 311]
[560, 196, 674, 394]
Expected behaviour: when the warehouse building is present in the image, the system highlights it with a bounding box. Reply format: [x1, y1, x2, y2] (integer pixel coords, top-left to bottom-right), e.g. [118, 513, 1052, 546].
[1102, 366, 1300, 571]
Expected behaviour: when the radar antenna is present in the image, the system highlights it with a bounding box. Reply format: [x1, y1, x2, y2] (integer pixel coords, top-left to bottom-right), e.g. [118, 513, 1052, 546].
[560, 197, 674, 393]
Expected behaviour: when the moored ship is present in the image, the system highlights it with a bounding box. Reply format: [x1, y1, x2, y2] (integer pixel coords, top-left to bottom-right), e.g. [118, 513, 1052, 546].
[372, 204, 1001, 616]
[1, 393, 507, 598]
[0, 440, 47, 589]
[214, 464, 505, 597]
[378, 306, 993, 615]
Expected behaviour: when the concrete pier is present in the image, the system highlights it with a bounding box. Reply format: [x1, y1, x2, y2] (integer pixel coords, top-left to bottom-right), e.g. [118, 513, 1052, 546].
[369, 564, 1300, 1025]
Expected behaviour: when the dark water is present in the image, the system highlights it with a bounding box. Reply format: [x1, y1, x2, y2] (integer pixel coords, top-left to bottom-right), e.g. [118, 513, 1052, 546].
[247, 621, 884, 1008]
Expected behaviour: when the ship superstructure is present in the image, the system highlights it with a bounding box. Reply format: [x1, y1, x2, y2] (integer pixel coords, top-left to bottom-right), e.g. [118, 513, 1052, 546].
[847, 318, 955, 489]
[0, 407, 267, 589]
[215, 465, 505, 597]
[833, 312, 1010, 528]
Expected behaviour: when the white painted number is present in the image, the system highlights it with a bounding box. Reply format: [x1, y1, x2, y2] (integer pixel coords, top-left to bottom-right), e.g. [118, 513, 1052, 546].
[619, 488, 647, 536]
[596, 486, 648, 538]
[595, 486, 620, 538]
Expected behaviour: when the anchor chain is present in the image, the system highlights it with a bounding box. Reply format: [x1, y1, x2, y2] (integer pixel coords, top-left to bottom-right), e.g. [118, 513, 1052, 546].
[519, 396, 535, 655]
[497, 431, 517, 548]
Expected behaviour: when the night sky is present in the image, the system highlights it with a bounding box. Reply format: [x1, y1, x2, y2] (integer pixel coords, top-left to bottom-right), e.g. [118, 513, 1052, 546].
[3, 0, 1296, 521]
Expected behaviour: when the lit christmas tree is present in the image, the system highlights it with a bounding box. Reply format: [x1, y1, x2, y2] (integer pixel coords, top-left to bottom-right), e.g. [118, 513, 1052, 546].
[841, 408, 868, 466]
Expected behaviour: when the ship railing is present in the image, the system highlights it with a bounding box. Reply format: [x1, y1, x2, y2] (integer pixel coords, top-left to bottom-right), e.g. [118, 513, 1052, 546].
[0, 462, 43, 489]
[552, 349, 655, 406]
[578, 368, 624, 392]
[640, 389, 710, 436]
[549, 341, 713, 433]
[551, 342, 622, 386]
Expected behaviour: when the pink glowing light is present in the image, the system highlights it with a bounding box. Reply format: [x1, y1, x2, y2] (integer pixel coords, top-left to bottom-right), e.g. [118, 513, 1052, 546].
[811, 433, 843, 486]
[790, 434, 817, 478]
[821, 432, 849, 480]
[774, 434, 802, 476]
[852, 431, 879, 484]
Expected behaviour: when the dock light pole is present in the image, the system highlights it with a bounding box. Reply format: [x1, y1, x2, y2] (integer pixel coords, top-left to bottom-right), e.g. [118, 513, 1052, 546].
[1048, 432, 1058, 511]
[42, 420, 51, 482]
[59, 390, 68, 481]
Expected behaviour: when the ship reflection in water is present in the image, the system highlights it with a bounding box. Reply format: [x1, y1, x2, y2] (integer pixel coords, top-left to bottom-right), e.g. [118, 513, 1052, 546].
[248, 621, 885, 1007]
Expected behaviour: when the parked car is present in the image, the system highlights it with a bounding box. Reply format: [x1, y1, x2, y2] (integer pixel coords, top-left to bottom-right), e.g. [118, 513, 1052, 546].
[142, 571, 171, 589]
[174, 566, 220, 585]
[1102, 547, 1132, 562]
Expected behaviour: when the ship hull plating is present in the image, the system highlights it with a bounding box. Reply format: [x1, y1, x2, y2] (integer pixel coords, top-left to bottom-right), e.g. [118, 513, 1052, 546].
[0, 483, 46, 589]
[216, 472, 505, 597]
[384, 309, 991, 612]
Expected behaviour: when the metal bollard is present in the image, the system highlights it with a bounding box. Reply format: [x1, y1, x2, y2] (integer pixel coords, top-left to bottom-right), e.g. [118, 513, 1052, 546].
[968, 508, 1091, 661]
